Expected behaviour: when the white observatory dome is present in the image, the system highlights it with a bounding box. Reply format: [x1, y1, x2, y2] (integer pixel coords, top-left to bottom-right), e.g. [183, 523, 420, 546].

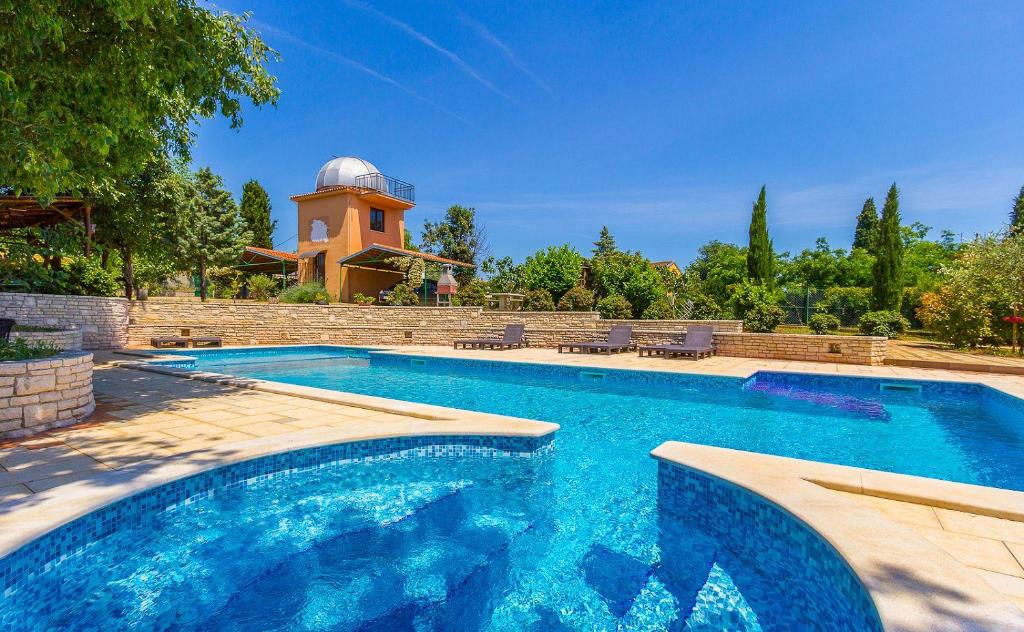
[315, 156, 379, 190]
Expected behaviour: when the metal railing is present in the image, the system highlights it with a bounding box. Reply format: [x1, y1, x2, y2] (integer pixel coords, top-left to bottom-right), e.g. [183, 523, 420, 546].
[355, 172, 416, 203]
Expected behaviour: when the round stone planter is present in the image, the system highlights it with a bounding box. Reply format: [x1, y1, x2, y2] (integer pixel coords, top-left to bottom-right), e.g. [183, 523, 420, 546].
[0, 350, 94, 439]
[10, 327, 83, 351]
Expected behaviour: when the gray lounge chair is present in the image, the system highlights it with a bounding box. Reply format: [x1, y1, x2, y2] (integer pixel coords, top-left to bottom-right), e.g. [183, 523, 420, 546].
[559, 324, 635, 354]
[638, 325, 715, 359]
[454, 324, 528, 350]
[151, 337, 189, 349]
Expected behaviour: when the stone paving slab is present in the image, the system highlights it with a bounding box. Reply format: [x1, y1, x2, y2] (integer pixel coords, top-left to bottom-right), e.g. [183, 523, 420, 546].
[887, 339, 1024, 375]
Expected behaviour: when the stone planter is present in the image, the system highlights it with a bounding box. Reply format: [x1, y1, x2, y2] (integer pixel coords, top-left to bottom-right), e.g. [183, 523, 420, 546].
[11, 327, 83, 351]
[0, 350, 94, 439]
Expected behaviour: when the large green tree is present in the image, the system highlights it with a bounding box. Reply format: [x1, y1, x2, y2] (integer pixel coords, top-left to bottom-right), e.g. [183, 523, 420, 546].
[521, 245, 584, 302]
[746, 186, 774, 287]
[176, 167, 251, 301]
[239, 180, 275, 248]
[684, 240, 747, 305]
[590, 250, 665, 318]
[871, 183, 905, 310]
[0, 1, 279, 203]
[853, 197, 879, 250]
[1011, 186, 1024, 234]
[421, 205, 485, 282]
[592, 226, 617, 257]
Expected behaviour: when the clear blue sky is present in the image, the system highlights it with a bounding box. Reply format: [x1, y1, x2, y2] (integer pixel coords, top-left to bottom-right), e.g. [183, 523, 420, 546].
[194, 0, 1024, 264]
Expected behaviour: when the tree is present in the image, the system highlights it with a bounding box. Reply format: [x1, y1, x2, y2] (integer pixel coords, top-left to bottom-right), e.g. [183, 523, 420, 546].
[421, 205, 485, 283]
[593, 226, 617, 257]
[176, 167, 251, 301]
[1, 1, 279, 203]
[746, 186, 774, 287]
[521, 245, 584, 302]
[403, 229, 419, 251]
[871, 184, 905, 311]
[590, 251, 665, 318]
[1011, 186, 1024, 234]
[481, 256, 523, 293]
[853, 198, 879, 250]
[239, 180, 275, 249]
[685, 241, 747, 305]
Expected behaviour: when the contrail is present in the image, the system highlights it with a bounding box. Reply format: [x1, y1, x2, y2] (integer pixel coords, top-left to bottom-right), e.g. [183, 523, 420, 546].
[250, 19, 480, 129]
[450, 3, 551, 94]
[342, 0, 520, 106]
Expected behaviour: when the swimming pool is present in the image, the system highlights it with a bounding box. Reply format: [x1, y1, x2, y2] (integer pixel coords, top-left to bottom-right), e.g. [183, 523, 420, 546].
[154, 345, 1024, 491]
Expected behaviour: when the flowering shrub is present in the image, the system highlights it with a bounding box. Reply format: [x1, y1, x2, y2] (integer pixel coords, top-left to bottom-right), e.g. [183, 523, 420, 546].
[917, 287, 992, 348]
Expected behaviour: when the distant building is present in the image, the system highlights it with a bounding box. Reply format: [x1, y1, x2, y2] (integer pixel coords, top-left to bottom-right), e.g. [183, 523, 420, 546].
[651, 260, 682, 275]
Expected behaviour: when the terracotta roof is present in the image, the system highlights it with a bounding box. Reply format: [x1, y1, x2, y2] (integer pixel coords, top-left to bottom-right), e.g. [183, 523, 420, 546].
[652, 260, 678, 267]
[244, 246, 298, 262]
[338, 243, 473, 268]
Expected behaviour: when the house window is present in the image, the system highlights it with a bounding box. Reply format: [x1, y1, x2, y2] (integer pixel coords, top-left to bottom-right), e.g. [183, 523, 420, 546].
[370, 208, 385, 232]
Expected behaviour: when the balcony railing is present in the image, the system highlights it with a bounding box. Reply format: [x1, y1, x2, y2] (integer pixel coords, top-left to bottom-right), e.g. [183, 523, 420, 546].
[354, 172, 416, 203]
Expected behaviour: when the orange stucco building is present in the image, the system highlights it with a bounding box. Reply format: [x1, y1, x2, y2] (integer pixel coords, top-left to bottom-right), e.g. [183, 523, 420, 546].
[290, 157, 467, 302]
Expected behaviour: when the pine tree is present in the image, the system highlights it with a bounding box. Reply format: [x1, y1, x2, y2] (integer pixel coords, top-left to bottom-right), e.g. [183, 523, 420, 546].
[176, 167, 252, 301]
[593, 226, 617, 257]
[852, 197, 878, 250]
[1011, 185, 1024, 234]
[871, 183, 904, 311]
[746, 186, 774, 287]
[239, 180, 276, 248]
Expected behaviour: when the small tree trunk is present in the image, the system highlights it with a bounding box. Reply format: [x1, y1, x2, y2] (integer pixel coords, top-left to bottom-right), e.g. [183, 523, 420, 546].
[199, 261, 207, 302]
[121, 247, 135, 300]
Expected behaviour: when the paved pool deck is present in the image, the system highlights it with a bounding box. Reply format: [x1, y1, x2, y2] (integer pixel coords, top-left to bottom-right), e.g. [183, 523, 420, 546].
[1, 345, 1023, 628]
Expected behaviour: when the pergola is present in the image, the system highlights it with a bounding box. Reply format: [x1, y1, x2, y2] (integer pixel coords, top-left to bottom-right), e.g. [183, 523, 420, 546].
[337, 243, 473, 303]
[0, 196, 95, 252]
[234, 246, 298, 289]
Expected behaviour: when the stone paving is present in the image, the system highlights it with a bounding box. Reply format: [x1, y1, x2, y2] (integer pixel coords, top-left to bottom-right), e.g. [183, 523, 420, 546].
[887, 339, 1024, 375]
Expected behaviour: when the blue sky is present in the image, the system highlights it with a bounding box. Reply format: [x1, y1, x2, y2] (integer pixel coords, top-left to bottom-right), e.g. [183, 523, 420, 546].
[194, 0, 1024, 264]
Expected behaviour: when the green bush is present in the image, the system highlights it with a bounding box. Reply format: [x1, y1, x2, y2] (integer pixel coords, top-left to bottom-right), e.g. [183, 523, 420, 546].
[352, 293, 375, 305]
[556, 286, 594, 311]
[917, 286, 992, 349]
[817, 286, 872, 326]
[743, 303, 785, 333]
[207, 267, 242, 299]
[0, 339, 59, 361]
[452, 280, 488, 307]
[62, 257, 120, 297]
[384, 284, 420, 306]
[808, 313, 841, 335]
[641, 298, 675, 320]
[279, 282, 329, 304]
[246, 274, 278, 301]
[597, 294, 633, 319]
[523, 288, 555, 311]
[858, 310, 910, 338]
[683, 292, 723, 320]
[727, 280, 783, 320]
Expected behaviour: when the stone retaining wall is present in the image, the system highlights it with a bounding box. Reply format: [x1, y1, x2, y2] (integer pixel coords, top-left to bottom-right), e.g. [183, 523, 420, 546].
[0, 293, 128, 349]
[712, 332, 887, 365]
[11, 328, 83, 351]
[0, 351, 94, 439]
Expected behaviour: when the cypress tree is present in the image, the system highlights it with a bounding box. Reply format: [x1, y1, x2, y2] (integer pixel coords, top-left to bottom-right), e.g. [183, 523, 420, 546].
[1011, 185, 1024, 234]
[852, 197, 879, 250]
[746, 186, 774, 287]
[239, 179, 276, 248]
[871, 183, 904, 311]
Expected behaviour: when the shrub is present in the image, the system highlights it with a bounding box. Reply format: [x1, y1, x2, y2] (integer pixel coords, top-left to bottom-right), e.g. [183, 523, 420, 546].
[641, 298, 675, 320]
[384, 284, 420, 306]
[279, 282, 329, 304]
[207, 267, 242, 299]
[246, 274, 278, 301]
[682, 292, 723, 320]
[521, 245, 584, 302]
[0, 339, 59, 361]
[727, 279, 783, 320]
[62, 257, 120, 297]
[523, 288, 555, 311]
[917, 287, 992, 348]
[557, 286, 594, 311]
[743, 303, 785, 333]
[808, 313, 841, 335]
[597, 294, 633, 319]
[858, 310, 910, 338]
[352, 293, 375, 305]
[452, 280, 488, 307]
[817, 286, 872, 326]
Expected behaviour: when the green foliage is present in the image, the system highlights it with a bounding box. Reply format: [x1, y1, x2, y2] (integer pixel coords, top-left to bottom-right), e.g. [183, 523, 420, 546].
[557, 286, 594, 311]
[421, 205, 485, 283]
[523, 289, 556, 311]
[1, 1, 279, 203]
[779, 238, 872, 289]
[452, 280, 488, 307]
[593, 226, 617, 257]
[239, 180, 276, 249]
[403, 229, 419, 251]
[0, 339, 59, 361]
[352, 293, 376, 305]
[808, 313, 841, 335]
[61, 257, 120, 296]
[727, 279, 783, 320]
[852, 198, 879, 251]
[1011, 186, 1024, 234]
[521, 245, 584, 302]
[641, 298, 675, 320]
[681, 291, 723, 320]
[384, 283, 420, 306]
[871, 184, 904, 311]
[480, 256, 523, 293]
[590, 251, 665, 317]
[901, 224, 962, 290]
[246, 274, 278, 301]
[279, 283, 329, 304]
[743, 303, 785, 333]
[207, 267, 242, 299]
[918, 284, 993, 349]
[746, 186, 774, 287]
[597, 295, 633, 320]
[685, 241, 747, 306]
[817, 287, 872, 325]
[175, 167, 251, 301]
[858, 310, 910, 338]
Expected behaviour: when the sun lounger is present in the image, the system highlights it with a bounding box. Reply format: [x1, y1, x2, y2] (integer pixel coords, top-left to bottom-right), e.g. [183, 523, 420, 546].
[151, 337, 189, 349]
[559, 324, 635, 354]
[638, 325, 715, 359]
[0, 318, 14, 342]
[191, 337, 222, 348]
[454, 324, 528, 350]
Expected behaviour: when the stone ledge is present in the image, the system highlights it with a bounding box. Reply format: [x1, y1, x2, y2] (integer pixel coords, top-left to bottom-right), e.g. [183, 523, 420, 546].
[0, 350, 94, 439]
[11, 327, 83, 351]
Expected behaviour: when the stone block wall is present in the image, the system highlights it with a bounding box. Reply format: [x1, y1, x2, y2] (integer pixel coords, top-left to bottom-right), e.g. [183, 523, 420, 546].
[11, 328, 83, 351]
[0, 293, 128, 349]
[712, 332, 887, 365]
[0, 351, 95, 439]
